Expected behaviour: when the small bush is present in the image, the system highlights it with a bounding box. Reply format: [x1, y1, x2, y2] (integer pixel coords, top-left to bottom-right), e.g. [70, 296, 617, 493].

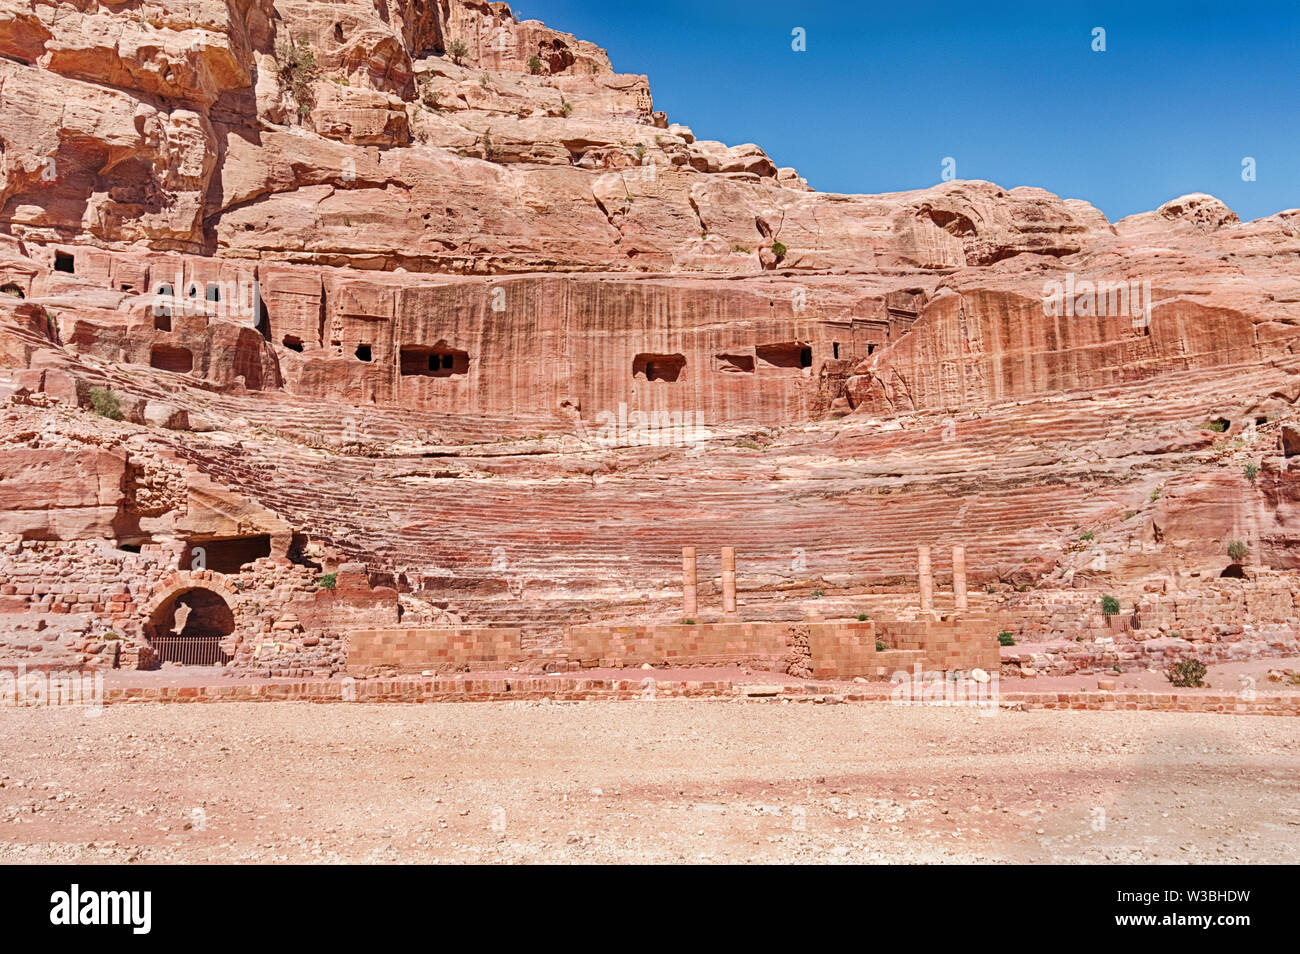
[89, 387, 123, 421]
[1165, 657, 1207, 688]
[560, 98, 572, 117]
[771, 239, 788, 260]
[1149, 487, 1161, 502]
[317, 572, 338, 590]
[1227, 539, 1247, 562]
[997, 630, 1016, 646]
[1245, 463, 1259, 484]
[875, 639, 885, 652]
[857, 613, 868, 622]
[479, 72, 490, 88]
[448, 39, 468, 64]
[1101, 594, 1121, 616]
[681, 618, 695, 626]
[527, 54, 544, 75]
[811, 589, 823, 599]
[634, 143, 646, 159]
[1205, 419, 1229, 433]
[276, 38, 320, 119]
[731, 244, 752, 254]
[1080, 530, 1095, 541]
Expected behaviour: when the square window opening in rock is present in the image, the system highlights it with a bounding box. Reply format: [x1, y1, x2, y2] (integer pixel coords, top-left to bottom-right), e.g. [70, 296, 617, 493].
[633, 352, 686, 382]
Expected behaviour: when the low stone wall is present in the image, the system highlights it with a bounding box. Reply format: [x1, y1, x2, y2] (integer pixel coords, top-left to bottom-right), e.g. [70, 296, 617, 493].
[348, 626, 522, 672]
[876, 615, 1001, 672]
[7, 673, 1296, 715]
[563, 621, 794, 670]
[345, 618, 997, 682]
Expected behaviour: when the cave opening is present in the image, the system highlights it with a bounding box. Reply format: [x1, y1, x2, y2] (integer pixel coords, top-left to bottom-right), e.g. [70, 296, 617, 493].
[181, 535, 272, 574]
[633, 352, 686, 382]
[150, 344, 193, 374]
[400, 345, 469, 377]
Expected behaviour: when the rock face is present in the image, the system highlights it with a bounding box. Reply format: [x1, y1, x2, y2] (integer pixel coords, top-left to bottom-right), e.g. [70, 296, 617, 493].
[1, 0, 1299, 676]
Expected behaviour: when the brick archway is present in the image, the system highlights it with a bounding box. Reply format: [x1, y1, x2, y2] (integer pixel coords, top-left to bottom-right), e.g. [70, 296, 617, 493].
[142, 571, 242, 665]
[142, 571, 239, 622]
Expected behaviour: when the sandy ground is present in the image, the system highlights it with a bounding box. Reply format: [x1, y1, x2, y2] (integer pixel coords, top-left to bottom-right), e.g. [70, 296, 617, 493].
[1, 700, 1297, 864]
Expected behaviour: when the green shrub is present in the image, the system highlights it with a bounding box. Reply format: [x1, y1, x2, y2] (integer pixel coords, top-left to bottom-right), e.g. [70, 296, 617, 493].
[634, 143, 646, 159]
[771, 240, 788, 260]
[875, 639, 885, 652]
[1205, 419, 1229, 433]
[731, 244, 752, 254]
[276, 38, 320, 119]
[448, 39, 468, 64]
[857, 613, 868, 622]
[1245, 463, 1259, 484]
[1101, 594, 1121, 616]
[560, 98, 572, 117]
[997, 630, 1015, 646]
[1165, 657, 1207, 688]
[317, 572, 338, 590]
[89, 387, 123, 421]
[1149, 487, 1161, 502]
[1227, 539, 1247, 562]
[1080, 530, 1095, 541]
[681, 618, 695, 626]
[811, 589, 823, 599]
[527, 54, 544, 74]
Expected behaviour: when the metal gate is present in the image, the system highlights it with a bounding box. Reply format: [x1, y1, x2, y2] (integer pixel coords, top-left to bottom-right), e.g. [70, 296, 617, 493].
[151, 636, 228, 666]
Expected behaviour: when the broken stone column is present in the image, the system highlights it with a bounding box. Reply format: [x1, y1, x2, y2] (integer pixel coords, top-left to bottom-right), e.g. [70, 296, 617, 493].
[952, 545, 968, 612]
[918, 545, 933, 614]
[682, 546, 698, 619]
[721, 546, 737, 617]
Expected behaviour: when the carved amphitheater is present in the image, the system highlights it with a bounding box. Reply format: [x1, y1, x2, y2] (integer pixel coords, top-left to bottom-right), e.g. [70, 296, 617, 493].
[2, 0, 1300, 700]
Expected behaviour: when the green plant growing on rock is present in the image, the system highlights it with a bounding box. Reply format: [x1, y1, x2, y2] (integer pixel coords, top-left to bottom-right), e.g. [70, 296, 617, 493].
[447, 38, 468, 64]
[1165, 657, 1207, 688]
[811, 589, 823, 598]
[1101, 594, 1121, 617]
[560, 97, 572, 117]
[527, 54, 544, 74]
[1228, 539, 1247, 562]
[1205, 419, 1229, 433]
[997, 630, 1016, 646]
[276, 37, 320, 119]
[317, 572, 338, 590]
[875, 639, 885, 652]
[681, 618, 695, 625]
[771, 239, 788, 260]
[857, 613, 868, 622]
[89, 387, 123, 421]
[1245, 462, 1259, 484]
[1080, 530, 1095, 541]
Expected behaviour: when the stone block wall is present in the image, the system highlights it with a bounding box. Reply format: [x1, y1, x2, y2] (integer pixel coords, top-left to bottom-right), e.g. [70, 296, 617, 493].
[876, 615, 1001, 672]
[347, 627, 523, 672]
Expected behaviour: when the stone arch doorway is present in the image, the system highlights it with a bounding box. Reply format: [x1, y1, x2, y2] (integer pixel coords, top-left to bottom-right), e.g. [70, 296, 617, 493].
[143, 579, 238, 666]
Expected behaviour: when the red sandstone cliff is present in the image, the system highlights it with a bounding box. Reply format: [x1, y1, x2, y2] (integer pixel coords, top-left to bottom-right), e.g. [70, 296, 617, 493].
[0, 1, 1298, 675]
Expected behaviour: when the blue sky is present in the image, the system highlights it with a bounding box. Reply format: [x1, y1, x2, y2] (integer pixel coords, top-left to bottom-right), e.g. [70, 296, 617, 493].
[517, 0, 1299, 222]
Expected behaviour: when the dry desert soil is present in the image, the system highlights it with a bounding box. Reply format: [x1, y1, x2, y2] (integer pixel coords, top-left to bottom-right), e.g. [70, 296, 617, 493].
[1, 700, 1297, 864]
